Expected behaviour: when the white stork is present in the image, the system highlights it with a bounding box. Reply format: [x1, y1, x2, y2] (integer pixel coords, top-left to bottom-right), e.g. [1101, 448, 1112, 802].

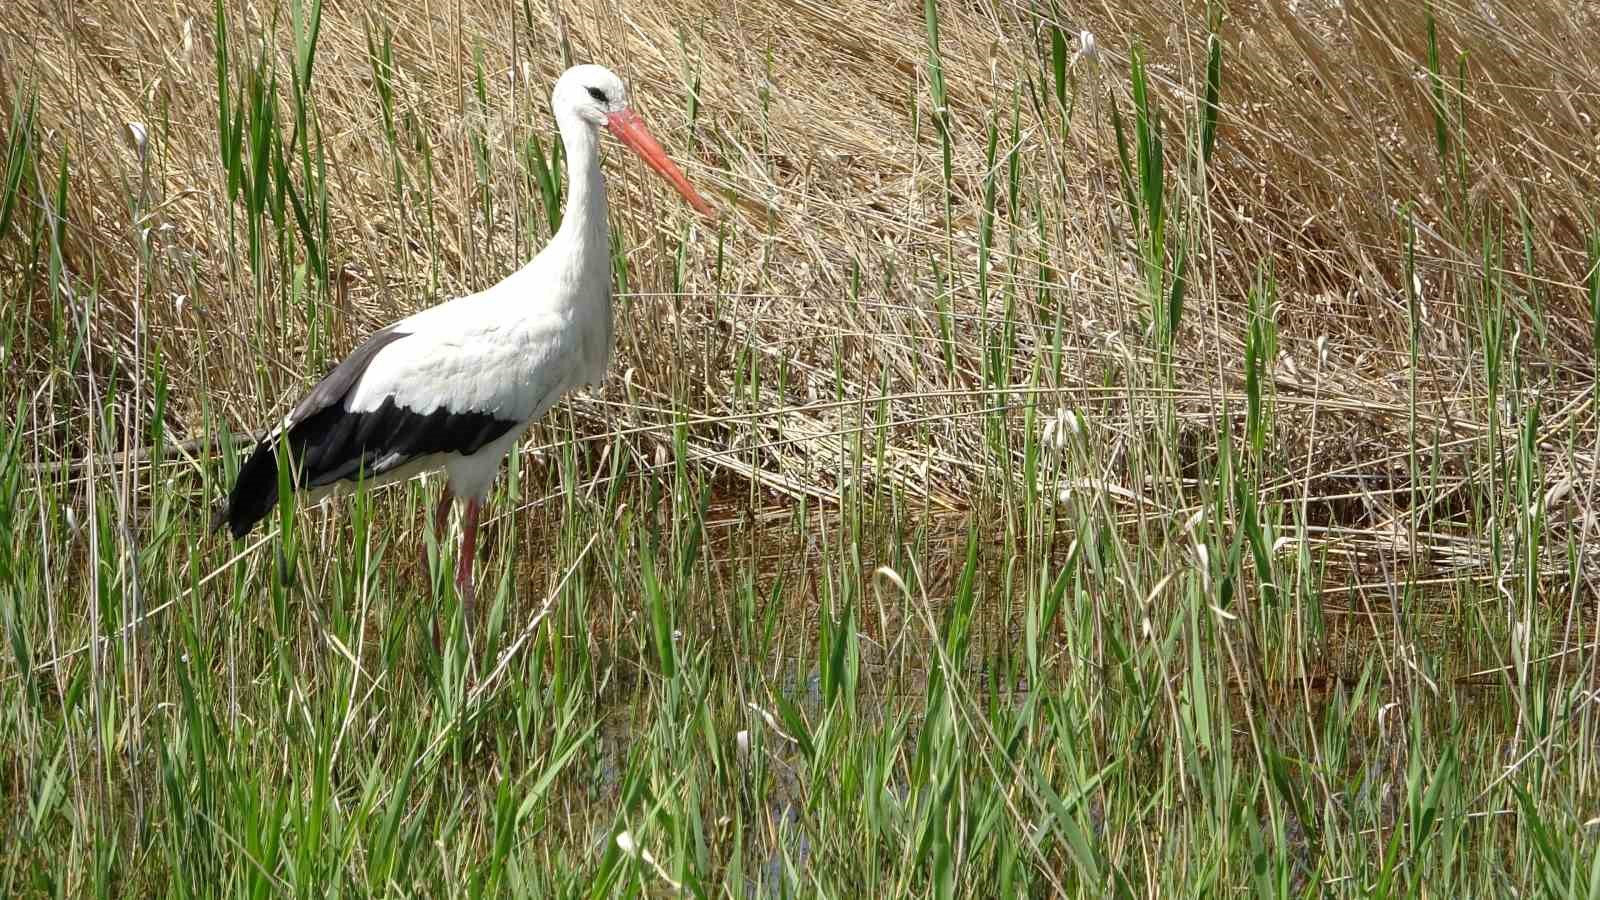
[215, 64, 715, 629]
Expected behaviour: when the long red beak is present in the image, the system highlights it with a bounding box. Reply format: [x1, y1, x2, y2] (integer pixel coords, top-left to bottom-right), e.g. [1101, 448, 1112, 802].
[605, 108, 717, 220]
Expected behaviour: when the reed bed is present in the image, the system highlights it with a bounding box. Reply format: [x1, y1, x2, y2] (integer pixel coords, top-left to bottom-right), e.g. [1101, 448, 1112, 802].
[3, 0, 1599, 894]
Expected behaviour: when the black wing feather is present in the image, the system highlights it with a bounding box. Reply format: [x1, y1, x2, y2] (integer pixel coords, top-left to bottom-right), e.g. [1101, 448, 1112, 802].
[213, 327, 518, 538]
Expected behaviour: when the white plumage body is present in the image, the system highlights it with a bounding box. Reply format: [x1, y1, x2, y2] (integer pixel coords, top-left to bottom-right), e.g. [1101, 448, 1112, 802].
[343, 185, 614, 500]
[232, 87, 616, 519]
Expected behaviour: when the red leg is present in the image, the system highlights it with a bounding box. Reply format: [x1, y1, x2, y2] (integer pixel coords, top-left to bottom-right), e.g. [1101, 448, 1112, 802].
[434, 485, 455, 534]
[456, 496, 481, 626]
[426, 486, 454, 652]
[421, 485, 454, 571]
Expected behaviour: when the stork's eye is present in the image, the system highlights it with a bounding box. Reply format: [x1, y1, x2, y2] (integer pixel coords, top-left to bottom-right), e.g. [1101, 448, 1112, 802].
[586, 86, 608, 103]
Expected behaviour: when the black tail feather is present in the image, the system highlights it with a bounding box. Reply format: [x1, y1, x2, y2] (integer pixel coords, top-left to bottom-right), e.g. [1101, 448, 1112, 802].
[215, 442, 281, 539]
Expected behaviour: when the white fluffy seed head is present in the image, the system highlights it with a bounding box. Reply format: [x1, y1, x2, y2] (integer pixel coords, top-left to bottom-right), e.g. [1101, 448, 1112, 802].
[125, 122, 149, 163]
[1042, 406, 1086, 452]
[1075, 31, 1099, 66]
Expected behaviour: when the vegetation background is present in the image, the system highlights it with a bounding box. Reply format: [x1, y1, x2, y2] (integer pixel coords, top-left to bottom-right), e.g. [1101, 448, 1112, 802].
[3, 0, 1600, 894]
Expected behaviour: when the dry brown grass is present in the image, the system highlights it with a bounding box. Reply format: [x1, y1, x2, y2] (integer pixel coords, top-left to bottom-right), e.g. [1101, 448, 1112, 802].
[3, 0, 1598, 570]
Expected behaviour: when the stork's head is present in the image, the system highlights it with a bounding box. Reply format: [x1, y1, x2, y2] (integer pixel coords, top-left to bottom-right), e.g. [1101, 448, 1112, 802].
[553, 64, 629, 126]
[553, 64, 716, 220]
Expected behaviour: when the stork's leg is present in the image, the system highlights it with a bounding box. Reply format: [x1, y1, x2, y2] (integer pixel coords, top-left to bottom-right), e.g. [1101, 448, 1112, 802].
[426, 486, 455, 651]
[422, 485, 454, 571]
[456, 496, 482, 626]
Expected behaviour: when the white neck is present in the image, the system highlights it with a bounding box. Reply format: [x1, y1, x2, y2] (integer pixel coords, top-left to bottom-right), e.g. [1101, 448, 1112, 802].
[553, 105, 609, 249]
